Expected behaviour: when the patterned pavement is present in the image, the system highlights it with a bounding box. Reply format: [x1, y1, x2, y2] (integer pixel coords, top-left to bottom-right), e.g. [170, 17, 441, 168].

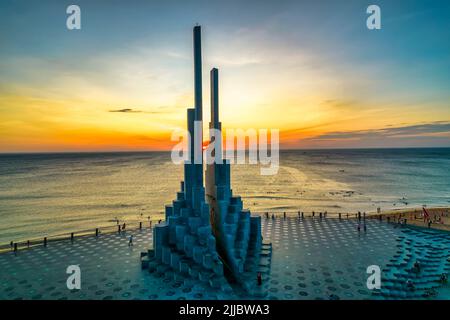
[1, 217, 449, 300]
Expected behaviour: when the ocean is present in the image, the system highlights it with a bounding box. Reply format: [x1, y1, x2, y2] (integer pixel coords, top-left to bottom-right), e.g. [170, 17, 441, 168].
[0, 148, 449, 244]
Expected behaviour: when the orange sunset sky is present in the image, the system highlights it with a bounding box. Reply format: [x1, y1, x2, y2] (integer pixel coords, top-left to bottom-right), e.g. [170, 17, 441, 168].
[1, 0, 449, 153]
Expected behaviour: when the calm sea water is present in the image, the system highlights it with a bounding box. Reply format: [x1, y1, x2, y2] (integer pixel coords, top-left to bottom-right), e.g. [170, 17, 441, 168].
[1, 148, 449, 243]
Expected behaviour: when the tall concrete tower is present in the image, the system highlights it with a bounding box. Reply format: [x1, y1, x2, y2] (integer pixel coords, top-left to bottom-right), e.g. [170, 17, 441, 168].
[206, 68, 226, 238]
[192, 25, 203, 192]
[193, 25, 203, 122]
[210, 68, 219, 129]
[143, 25, 270, 298]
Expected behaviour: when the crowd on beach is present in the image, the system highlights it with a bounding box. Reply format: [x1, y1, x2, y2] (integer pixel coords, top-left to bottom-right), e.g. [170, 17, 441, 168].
[381, 208, 450, 231]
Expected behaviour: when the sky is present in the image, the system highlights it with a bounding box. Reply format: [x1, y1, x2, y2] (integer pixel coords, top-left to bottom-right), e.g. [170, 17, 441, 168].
[0, 0, 449, 152]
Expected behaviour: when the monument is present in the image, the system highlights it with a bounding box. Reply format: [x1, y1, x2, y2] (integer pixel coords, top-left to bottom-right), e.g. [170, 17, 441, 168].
[141, 25, 271, 297]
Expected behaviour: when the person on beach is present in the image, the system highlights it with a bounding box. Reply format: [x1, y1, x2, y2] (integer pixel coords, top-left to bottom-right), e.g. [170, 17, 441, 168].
[363, 224, 367, 232]
[283, 212, 286, 219]
[357, 224, 361, 233]
[257, 272, 262, 286]
[122, 223, 126, 230]
[128, 235, 133, 246]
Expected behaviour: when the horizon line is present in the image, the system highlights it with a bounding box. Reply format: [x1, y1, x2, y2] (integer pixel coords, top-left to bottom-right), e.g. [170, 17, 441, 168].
[1, 146, 450, 155]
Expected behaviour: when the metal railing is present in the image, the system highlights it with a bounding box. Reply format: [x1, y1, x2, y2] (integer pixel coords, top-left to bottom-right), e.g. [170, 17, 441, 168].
[0, 210, 367, 254]
[0, 219, 160, 254]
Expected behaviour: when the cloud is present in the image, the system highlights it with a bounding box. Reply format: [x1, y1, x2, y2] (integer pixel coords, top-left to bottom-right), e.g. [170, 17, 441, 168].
[320, 99, 359, 110]
[165, 51, 189, 60]
[109, 108, 142, 113]
[108, 106, 177, 114]
[304, 121, 450, 143]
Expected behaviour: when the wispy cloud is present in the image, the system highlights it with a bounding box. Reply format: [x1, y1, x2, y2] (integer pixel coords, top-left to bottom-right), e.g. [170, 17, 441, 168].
[108, 106, 177, 114]
[305, 121, 450, 142]
[165, 51, 189, 60]
[109, 108, 142, 113]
